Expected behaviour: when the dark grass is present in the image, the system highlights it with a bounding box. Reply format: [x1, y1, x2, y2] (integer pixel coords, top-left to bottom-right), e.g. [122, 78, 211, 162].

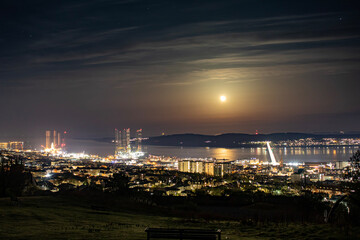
[0, 196, 359, 240]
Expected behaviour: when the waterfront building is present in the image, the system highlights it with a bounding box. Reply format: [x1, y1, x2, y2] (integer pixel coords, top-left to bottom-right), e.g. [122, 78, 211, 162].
[179, 160, 191, 172]
[335, 161, 349, 169]
[0, 142, 8, 149]
[178, 160, 232, 177]
[0, 141, 23, 150]
[190, 161, 197, 173]
[204, 162, 215, 176]
[195, 161, 204, 173]
[178, 160, 204, 174]
[214, 162, 232, 177]
[9, 141, 23, 150]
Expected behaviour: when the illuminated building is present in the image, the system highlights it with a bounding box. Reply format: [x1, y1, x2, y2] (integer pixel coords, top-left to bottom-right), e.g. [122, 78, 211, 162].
[178, 160, 232, 177]
[46, 131, 51, 149]
[204, 162, 215, 176]
[0, 142, 24, 150]
[190, 161, 197, 173]
[0, 142, 8, 149]
[178, 160, 200, 173]
[214, 162, 232, 177]
[335, 161, 349, 169]
[195, 161, 204, 173]
[179, 160, 191, 172]
[9, 142, 23, 150]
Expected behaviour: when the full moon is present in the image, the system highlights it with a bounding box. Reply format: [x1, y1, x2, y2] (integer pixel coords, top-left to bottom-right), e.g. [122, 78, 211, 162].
[220, 95, 227, 102]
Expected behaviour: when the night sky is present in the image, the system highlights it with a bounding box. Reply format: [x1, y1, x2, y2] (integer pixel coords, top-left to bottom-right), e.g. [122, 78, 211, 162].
[1, 0, 360, 138]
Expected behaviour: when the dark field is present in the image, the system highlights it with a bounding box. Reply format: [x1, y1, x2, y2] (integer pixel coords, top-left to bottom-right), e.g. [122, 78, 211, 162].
[0, 195, 359, 240]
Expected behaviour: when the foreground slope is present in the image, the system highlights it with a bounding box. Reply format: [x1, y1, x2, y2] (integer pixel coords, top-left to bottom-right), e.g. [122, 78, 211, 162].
[0, 196, 359, 240]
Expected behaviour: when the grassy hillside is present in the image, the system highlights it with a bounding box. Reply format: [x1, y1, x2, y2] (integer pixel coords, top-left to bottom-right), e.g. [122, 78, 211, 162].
[0, 196, 359, 240]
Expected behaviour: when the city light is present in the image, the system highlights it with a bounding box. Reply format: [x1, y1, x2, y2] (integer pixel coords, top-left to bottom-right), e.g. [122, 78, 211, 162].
[2, 1, 360, 238]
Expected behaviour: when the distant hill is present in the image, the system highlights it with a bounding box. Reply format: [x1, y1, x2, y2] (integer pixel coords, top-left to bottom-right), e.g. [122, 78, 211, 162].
[142, 133, 360, 148]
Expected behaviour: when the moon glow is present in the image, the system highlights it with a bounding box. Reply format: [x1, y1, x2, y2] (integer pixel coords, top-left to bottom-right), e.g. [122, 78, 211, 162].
[220, 95, 227, 102]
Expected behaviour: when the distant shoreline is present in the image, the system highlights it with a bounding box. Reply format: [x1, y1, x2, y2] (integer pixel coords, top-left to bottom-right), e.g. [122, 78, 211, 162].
[142, 144, 360, 148]
[73, 137, 360, 149]
[75, 132, 360, 149]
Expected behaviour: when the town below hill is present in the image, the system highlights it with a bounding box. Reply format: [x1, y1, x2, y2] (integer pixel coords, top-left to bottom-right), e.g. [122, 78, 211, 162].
[90, 132, 360, 148]
[142, 133, 360, 148]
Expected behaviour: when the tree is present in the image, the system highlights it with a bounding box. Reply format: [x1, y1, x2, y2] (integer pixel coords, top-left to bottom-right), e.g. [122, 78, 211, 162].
[111, 173, 129, 192]
[347, 149, 360, 183]
[0, 152, 30, 199]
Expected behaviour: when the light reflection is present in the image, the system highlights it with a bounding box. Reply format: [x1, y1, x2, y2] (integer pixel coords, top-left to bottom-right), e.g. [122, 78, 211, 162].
[212, 148, 236, 160]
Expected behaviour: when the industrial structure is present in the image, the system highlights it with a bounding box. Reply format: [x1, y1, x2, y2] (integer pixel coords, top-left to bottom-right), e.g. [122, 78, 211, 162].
[45, 130, 65, 151]
[46, 130, 51, 149]
[115, 128, 130, 154]
[114, 128, 144, 159]
[136, 129, 142, 152]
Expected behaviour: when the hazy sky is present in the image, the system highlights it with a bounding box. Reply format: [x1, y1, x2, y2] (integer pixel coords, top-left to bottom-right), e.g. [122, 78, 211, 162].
[1, 0, 360, 138]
